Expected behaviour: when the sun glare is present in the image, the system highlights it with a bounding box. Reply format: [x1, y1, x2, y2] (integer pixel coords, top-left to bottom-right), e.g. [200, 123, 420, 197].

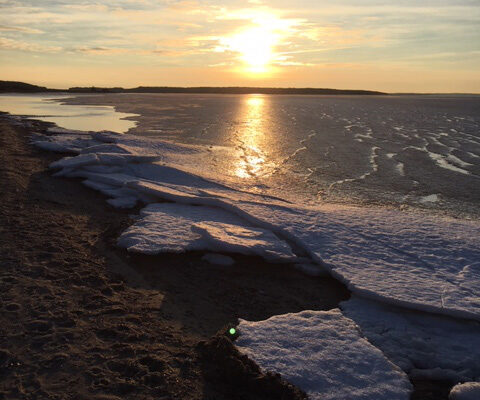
[219, 12, 289, 75]
[226, 27, 277, 73]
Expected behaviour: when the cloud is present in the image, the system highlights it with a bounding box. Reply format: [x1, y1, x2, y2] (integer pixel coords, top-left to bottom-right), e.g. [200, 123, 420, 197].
[0, 36, 61, 52]
[0, 0, 479, 90]
[72, 46, 130, 55]
[0, 24, 43, 34]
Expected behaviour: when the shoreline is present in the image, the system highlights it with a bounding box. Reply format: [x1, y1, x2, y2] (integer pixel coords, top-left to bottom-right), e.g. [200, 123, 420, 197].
[0, 114, 461, 399]
[0, 115, 348, 399]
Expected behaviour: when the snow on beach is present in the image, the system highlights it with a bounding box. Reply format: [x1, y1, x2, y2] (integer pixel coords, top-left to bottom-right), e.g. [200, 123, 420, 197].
[235, 309, 412, 400]
[28, 124, 480, 396]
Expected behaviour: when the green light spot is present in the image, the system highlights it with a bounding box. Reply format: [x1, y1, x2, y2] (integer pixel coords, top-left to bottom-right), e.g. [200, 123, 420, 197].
[229, 328, 236, 335]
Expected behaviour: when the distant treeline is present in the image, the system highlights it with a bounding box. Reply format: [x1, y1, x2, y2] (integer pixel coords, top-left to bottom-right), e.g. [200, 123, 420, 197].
[0, 81, 58, 92]
[0, 80, 387, 95]
[68, 86, 386, 95]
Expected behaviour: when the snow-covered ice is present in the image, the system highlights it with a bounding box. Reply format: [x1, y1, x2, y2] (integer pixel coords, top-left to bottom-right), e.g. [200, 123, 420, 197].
[191, 221, 296, 262]
[235, 309, 412, 400]
[117, 203, 296, 261]
[30, 129, 480, 322]
[341, 296, 480, 381]
[230, 200, 480, 320]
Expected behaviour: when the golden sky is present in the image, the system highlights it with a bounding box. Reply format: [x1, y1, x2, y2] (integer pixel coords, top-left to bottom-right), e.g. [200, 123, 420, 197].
[1, 0, 479, 92]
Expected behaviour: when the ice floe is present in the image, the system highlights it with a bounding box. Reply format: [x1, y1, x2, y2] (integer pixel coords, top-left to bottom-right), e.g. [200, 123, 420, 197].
[117, 203, 296, 262]
[235, 309, 412, 400]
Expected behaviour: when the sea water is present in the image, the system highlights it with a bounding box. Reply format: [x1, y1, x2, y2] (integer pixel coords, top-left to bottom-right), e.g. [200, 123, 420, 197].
[58, 93, 480, 217]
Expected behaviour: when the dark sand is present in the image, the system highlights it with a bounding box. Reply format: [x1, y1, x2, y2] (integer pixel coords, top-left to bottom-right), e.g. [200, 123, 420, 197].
[0, 116, 347, 399]
[0, 115, 455, 400]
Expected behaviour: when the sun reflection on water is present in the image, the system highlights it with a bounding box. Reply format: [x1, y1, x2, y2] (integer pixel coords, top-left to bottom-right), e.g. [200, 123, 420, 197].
[234, 95, 273, 179]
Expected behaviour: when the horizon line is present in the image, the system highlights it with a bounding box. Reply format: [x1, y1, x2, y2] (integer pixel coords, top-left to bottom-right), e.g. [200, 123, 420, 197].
[1, 80, 480, 96]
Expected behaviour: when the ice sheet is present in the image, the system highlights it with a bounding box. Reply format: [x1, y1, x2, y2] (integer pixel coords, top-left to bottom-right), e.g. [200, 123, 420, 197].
[191, 221, 296, 262]
[235, 309, 412, 400]
[31, 128, 480, 320]
[341, 297, 480, 381]
[228, 200, 480, 320]
[117, 203, 295, 261]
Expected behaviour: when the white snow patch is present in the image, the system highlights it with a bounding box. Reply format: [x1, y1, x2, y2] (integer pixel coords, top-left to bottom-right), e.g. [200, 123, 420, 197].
[396, 161, 405, 176]
[235, 309, 412, 400]
[420, 194, 440, 203]
[117, 203, 295, 262]
[428, 151, 471, 175]
[447, 154, 474, 169]
[191, 221, 296, 262]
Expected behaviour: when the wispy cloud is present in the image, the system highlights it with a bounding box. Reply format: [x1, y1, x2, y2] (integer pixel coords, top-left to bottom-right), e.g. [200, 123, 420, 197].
[0, 36, 60, 52]
[0, 24, 43, 34]
[0, 0, 479, 91]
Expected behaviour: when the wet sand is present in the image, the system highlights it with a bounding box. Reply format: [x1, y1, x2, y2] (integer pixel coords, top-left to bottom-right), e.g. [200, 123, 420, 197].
[0, 115, 348, 399]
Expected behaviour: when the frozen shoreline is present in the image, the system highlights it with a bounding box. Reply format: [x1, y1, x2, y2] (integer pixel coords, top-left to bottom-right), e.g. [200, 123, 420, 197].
[0, 115, 350, 400]
[5, 111, 480, 399]
[25, 119, 480, 322]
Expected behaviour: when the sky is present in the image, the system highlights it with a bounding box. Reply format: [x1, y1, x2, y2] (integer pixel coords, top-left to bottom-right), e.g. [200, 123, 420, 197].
[0, 0, 479, 92]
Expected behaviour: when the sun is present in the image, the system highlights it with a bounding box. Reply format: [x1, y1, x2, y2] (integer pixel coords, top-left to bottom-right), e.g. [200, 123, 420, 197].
[225, 26, 278, 73]
[217, 11, 296, 75]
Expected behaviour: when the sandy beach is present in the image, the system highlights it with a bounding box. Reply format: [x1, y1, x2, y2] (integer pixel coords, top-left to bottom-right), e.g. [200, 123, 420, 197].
[0, 115, 354, 399]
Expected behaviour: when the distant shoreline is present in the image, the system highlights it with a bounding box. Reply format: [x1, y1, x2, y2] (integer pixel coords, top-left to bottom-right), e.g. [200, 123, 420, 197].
[2, 80, 480, 96]
[0, 80, 386, 95]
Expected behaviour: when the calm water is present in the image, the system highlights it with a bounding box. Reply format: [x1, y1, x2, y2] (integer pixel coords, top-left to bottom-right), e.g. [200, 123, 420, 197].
[0, 94, 137, 132]
[2, 93, 480, 216]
